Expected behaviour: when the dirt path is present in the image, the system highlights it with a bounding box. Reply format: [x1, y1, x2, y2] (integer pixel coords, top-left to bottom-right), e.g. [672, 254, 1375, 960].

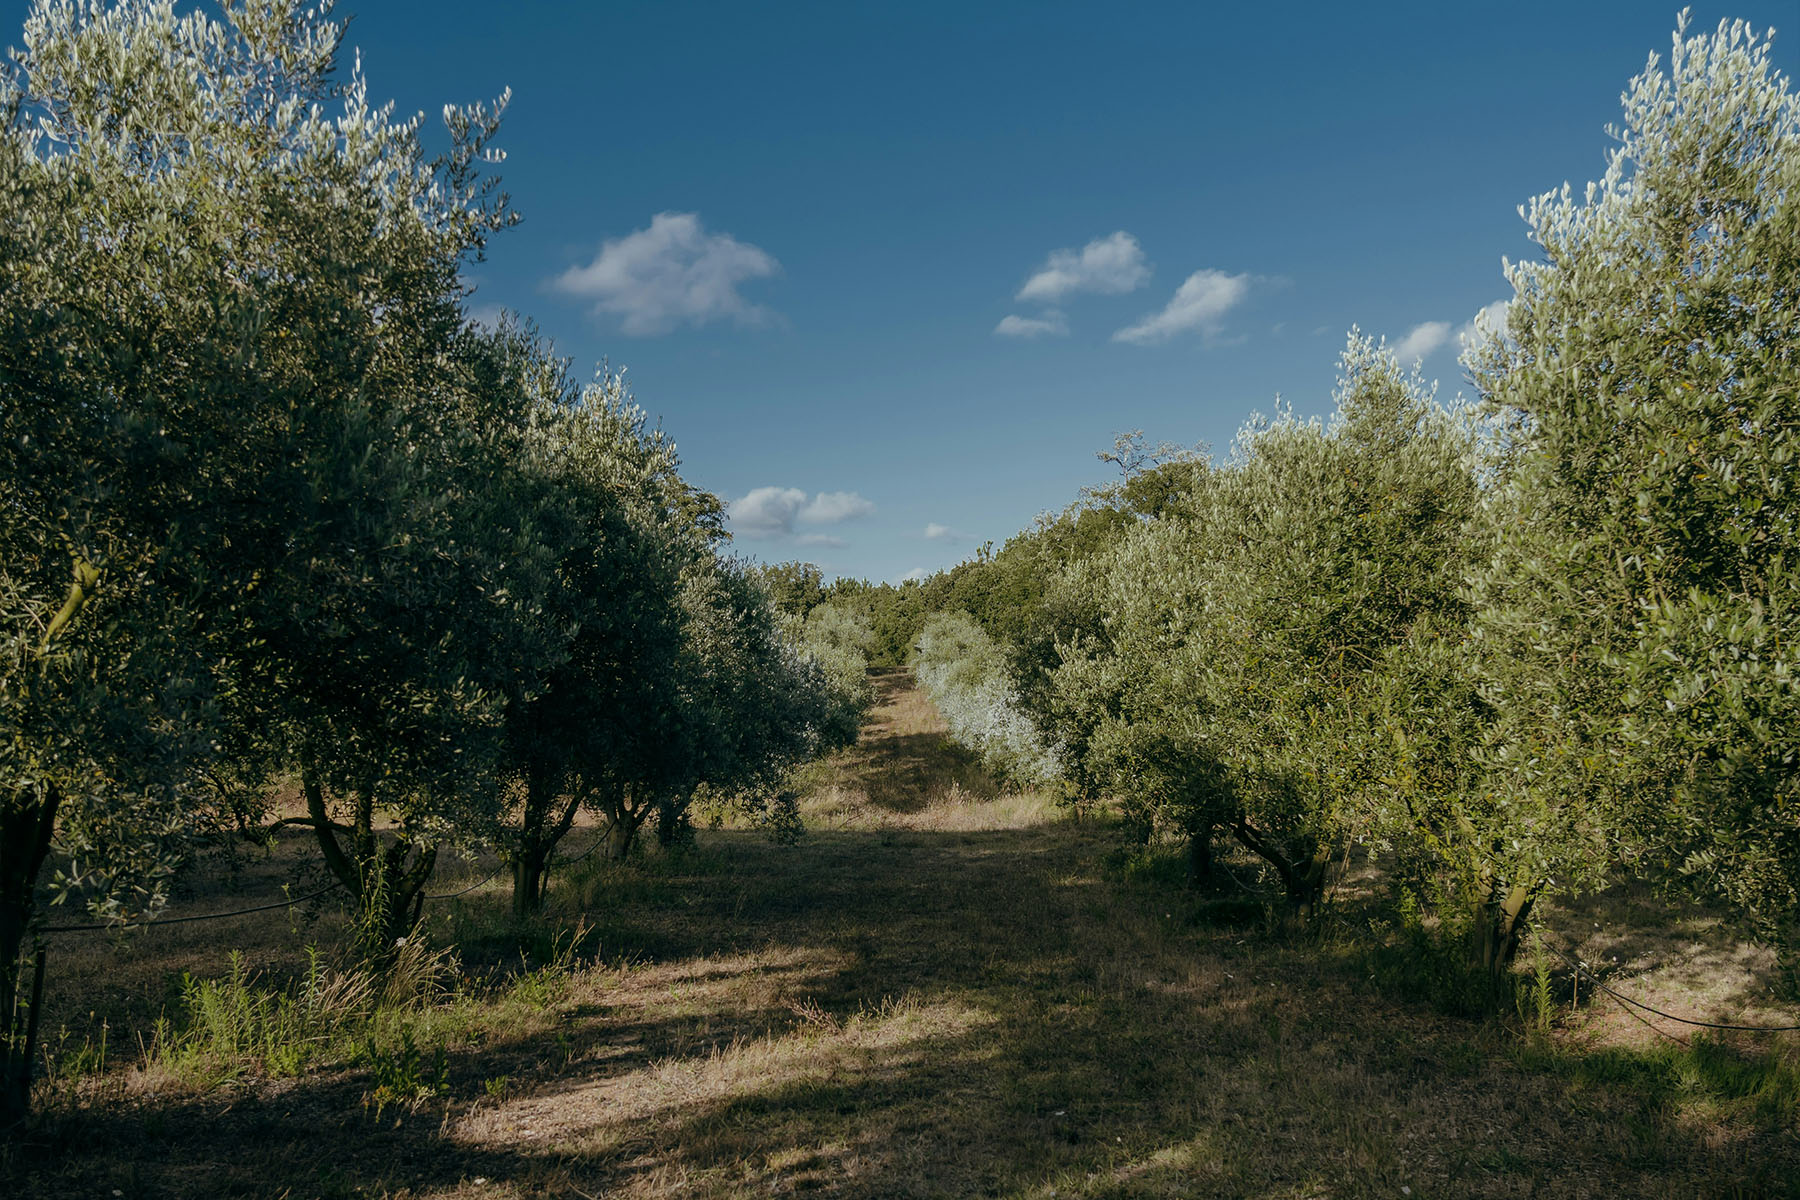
[9, 671, 1797, 1198]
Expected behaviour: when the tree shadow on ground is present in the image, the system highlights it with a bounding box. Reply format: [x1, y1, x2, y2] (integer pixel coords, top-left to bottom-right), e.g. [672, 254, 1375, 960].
[9, 822, 1799, 1199]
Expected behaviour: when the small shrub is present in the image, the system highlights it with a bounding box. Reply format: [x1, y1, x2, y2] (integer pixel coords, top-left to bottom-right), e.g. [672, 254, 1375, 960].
[147, 948, 375, 1085]
[360, 1026, 449, 1116]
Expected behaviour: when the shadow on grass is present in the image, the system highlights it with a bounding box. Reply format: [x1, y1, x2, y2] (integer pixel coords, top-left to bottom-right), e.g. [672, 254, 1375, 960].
[10, 822, 1800, 1199]
[805, 669, 1002, 814]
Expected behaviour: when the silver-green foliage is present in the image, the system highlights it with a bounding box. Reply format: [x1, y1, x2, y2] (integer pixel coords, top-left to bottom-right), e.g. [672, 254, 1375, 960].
[915, 611, 1064, 790]
[1052, 337, 1482, 908]
[0, 0, 511, 910]
[797, 599, 876, 742]
[1467, 14, 1800, 932]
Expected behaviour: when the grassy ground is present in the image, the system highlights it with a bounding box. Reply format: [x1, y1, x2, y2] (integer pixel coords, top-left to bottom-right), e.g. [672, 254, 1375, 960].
[7, 669, 1800, 1198]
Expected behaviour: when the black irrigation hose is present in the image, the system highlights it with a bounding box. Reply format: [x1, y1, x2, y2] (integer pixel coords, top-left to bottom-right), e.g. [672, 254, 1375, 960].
[39, 832, 608, 933]
[39, 884, 340, 933]
[423, 865, 505, 901]
[549, 828, 612, 871]
[1541, 936, 1800, 1034]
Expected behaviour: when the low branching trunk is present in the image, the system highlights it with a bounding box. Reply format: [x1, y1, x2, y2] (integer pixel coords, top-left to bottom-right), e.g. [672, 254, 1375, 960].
[1184, 825, 1214, 889]
[3, 565, 98, 1127]
[593, 784, 650, 862]
[1230, 818, 1331, 917]
[0, 785, 58, 1130]
[1473, 872, 1537, 990]
[655, 796, 693, 851]
[507, 774, 585, 918]
[303, 771, 438, 965]
[603, 812, 640, 861]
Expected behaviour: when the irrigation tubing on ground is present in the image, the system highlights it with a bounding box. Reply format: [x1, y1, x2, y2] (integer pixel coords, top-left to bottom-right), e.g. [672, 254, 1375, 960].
[1541, 936, 1800, 1033]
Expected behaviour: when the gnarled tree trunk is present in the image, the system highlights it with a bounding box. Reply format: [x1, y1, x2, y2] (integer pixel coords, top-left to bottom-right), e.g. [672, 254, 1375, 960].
[1230, 818, 1332, 917]
[302, 772, 439, 964]
[0, 785, 59, 1130]
[1184, 825, 1214, 889]
[507, 775, 585, 918]
[1474, 876, 1536, 991]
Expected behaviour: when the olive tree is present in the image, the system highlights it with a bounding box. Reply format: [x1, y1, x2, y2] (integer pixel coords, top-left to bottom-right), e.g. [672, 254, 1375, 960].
[494, 355, 705, 913]
[795, 599, 875, 734]
[593, 559, 851, 860]
[914, 610, 1065, 791]
[1, 0, 525, 1002]
[1054, 338, 1481, 913]
[1466, 15, 1800, 942]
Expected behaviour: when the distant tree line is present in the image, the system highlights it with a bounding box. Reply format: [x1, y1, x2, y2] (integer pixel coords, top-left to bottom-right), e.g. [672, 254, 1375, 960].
[0, 0, 865, 1122]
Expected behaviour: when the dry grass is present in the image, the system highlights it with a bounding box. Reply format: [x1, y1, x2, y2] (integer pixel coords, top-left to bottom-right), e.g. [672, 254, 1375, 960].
[795, 669, 1060, 832]
[6, 670, 1800, 1198]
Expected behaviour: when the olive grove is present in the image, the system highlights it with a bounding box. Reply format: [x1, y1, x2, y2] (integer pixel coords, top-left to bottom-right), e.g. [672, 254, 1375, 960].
[0, 0, 857, 1122]
[904, 15, 1800, 988]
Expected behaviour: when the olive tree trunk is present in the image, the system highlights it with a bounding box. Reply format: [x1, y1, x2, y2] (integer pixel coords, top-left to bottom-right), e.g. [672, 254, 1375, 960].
[0, 785, 58, 1130]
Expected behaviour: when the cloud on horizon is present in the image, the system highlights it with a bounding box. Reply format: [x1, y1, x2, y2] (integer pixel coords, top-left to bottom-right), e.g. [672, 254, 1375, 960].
[1459, 298, 1511, 348]
[1382, 299, 1512, 367]
[1113, 269, 1252, 345]
[729, 486, 875, 540]
[551, 212, 780, 336]
[923, 522, 971, 542]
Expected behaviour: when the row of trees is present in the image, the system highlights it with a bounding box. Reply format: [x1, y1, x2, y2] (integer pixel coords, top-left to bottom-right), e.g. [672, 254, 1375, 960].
[914, 611, 1064, 790]
[0, 0, 863, 1123]
[882, 16, 1800, 983]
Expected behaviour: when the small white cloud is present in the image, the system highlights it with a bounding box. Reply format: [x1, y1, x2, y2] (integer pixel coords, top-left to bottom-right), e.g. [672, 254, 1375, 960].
[465, 302, 507, 330]
[1017, 231, 1151, 304]
[923, 522, 969, 542]
[1113, 269, 1252, 345]
[551, 212, 780, 336]
[800, 491, 875, 524]
[994, 311, 1069, 339]
[1390, 320, 1453, 364]
[729, 486, 808, 538]
[899, 567, 931, 583]
[729, 487, 873, 540]
[1458, 298, 1512, 348]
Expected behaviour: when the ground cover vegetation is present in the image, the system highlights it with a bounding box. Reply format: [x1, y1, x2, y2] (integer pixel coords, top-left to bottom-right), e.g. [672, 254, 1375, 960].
[7, 670, 1800, 1198]
[0, 0, 864, 1125]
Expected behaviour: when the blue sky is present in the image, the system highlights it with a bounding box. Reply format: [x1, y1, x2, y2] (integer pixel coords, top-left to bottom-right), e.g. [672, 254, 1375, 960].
[11, 2, 1796, 582]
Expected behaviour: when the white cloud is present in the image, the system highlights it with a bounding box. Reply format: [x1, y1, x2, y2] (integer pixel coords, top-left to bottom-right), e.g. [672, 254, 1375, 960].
[1113, 269, 1252, 345]
[1017, 231, 1151, 303]
[800, 491, 875, 524]
[465, 302, 507, 330]
[923, 522, 969, 542]
[1458, 298, 1511, 348]
[899, 567, 931, 583]
[1390, 320, 1453, 364]
[550, 212, 780, 336]
[729, 486, 808, 538]
[728, 487, 874, 540]
[994, 311, 1069, 339]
